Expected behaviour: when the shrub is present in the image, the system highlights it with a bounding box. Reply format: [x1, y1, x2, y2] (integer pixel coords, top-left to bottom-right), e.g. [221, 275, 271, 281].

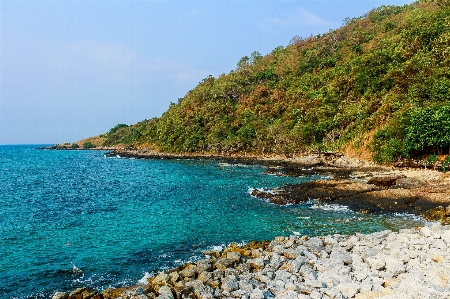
[442, 156, 450, 172]
[405, 105, 450, 154]
[83, 142, 96, 149]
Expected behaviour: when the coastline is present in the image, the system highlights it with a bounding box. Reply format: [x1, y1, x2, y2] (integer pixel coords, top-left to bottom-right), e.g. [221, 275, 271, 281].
[54, 225, 450, 299]
[108, 147, 450, 224]
[51, 148, 450, 299]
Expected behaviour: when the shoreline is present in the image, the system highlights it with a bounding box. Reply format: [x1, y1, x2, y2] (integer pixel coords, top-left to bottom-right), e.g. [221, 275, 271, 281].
[107, 148, 450, 224]
[50, 148, 450, 299]
[54, 225, 450, 299]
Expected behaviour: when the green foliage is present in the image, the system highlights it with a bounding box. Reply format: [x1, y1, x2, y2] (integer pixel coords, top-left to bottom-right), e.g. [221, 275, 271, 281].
[442, 156, 450, 172]
[427, 154, 438, 163]
[109, 124, 128, 134]
[83, 142, 96, 149]
[372, 126, 409, 163]
[91, 1, 450, 161]
[404, 105, 450, 153]
[71, 143, 80, 149]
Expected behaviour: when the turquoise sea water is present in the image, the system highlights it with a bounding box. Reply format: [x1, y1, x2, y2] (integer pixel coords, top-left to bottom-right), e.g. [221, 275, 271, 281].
[0, 145, 424, 298]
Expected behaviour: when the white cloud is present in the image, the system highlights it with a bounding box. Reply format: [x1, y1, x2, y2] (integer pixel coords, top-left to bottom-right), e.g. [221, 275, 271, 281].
[152, 57, 211, 82]
[263, 7, 330, 29]
[3, 39, 210, 84]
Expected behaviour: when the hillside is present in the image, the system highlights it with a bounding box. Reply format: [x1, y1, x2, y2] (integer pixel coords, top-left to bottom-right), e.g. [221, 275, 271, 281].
[83, 0, 450, 163]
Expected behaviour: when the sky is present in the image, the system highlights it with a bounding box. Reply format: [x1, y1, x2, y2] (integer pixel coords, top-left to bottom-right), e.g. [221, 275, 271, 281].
[0, 0, 415, 145]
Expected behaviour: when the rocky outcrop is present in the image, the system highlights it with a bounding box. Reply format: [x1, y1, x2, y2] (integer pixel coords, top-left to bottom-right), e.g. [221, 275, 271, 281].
[251, 175, 450, 222]
[57, 224, 450, 299]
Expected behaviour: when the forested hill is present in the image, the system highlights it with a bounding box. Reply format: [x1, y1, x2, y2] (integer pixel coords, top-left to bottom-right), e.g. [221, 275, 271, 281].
[83, 0, 450, 163]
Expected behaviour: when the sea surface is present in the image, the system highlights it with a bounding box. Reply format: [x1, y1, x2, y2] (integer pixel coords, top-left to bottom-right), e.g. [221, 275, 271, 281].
[0, 145, 425, 299]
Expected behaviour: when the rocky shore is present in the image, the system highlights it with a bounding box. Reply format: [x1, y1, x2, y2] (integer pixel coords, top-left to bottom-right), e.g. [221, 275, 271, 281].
[107, 148, 450, 224]
[52, 148, 450, 298]
[54, 223, 450, 299]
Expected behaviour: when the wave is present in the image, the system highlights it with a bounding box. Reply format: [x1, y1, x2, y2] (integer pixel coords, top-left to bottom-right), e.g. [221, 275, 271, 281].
[306, 198, 352, 212]
[392, 212, 428, 223]
[247, 187, 275, 197]
[218, 162, 254, 168]
[138, 272, 154, 285]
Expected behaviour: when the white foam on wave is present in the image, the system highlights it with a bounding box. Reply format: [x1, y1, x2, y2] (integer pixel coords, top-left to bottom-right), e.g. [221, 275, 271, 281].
[159, 252, 173, 258]
[170, 254, 204, 267]
[306, 199, 351, 212]
[209, 244, 226, 251]
[333, 216, 365, 223]
[393, 212, 428, 223]
[247, 187, 275, 197]
[71, 262, 83, 274]
[348, 174, 367, 183]
[218, 162, 252, 168]
[138, 272, 154, 285]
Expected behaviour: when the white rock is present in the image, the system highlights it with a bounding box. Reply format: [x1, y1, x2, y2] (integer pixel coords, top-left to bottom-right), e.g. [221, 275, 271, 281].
[248, 258, 265, 269]
[274, 290, 299, 299]
[290, 256, 306, 273]
[336, 282, 360, 298]
[239, 280, 254, 291]
[158, 286, 174, 299]
[309, 289, 322, 299]
[366, 255, 386, 270]
[420, 226, 432, 237]
[359, 282, 373, 293]
[385, 257, 406, 276]
[221, 280, 239, 292]
[249, 289, 264, 299]
[52, 292, 68, 299]
[441, 230, 450, 246]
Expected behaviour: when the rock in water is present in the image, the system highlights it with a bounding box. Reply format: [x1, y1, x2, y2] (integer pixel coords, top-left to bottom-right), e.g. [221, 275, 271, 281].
[52, 292, 69, 299]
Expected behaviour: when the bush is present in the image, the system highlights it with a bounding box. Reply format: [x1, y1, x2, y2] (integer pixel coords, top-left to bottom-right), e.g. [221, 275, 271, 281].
[71, 143, 80, 149]
[442, 156, 450, 172]
[405, 105, 450, 154]
[83, 142, 96, 149]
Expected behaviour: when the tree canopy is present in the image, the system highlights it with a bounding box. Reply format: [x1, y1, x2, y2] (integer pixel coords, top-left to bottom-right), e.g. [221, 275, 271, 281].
[87, 1, 450, 162]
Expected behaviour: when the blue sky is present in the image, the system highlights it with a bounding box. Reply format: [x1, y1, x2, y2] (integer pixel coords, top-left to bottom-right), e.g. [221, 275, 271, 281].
[1, 0, 414, 144]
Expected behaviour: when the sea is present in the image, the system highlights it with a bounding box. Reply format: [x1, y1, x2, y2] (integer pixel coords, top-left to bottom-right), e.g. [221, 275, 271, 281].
[0, 145, 425, 299]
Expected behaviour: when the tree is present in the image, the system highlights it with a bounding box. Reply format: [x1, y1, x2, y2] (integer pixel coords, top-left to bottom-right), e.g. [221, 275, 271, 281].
[83, 142, 96, 149]
[405, 105, 450, 154]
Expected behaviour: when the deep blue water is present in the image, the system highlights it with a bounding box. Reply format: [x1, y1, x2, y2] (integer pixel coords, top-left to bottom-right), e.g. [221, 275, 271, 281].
[0, 145, 424, 298]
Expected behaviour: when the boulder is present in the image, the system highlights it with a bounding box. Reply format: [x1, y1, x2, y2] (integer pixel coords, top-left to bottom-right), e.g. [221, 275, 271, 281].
[214, 258, 236, 271]
[336, 282, 360, 298]
[385, 257, 406, 276]
[226, 251, 241, 262]
[367, 176, 404, 188]
[52, 292, 69, 299]
[179, 264, 197, 278]
[157, 285, 174, 299]
[247, 258, 265, 270]
[196, 260, 213, 274]
[221, 280, 239, 292]
[68, 287, 98, 299]
[249, 289, 265, 299]
[274, 290, 299, 299]
[198, 271, 213, 284]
